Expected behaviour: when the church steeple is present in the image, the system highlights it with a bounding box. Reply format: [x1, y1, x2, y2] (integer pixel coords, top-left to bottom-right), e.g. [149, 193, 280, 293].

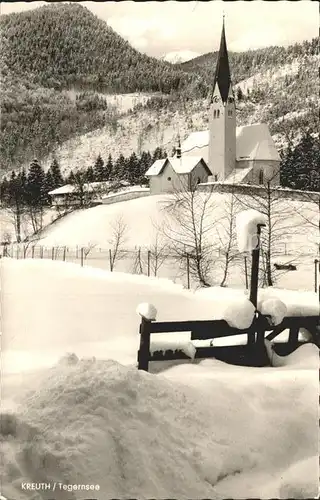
[208, 16, 236, 181]
[211, 18, 232, 104]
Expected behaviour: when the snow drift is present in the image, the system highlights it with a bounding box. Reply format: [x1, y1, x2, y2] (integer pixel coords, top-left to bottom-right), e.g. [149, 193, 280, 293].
[1, 356, 318, 500]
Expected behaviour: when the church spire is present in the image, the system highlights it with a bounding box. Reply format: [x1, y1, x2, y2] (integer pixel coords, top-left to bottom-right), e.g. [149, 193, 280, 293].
[211, 17, 232, 104]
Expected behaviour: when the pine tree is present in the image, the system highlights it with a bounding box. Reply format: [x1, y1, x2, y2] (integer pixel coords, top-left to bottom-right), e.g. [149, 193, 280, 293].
[140, 151, 152, 185]
[280, 133, 320, 191]
[49, 158, 64, 187]
[44, 169, 55, 203]
[85, 166, 95, 182]
[111, 154, 125, 181]
[105, 154, 113, 180]
[126, 152, 140, 184]
[5, 171, 26, 242]
[236, 87, 244, 101]
[152, 146, 165, 162]
[26, 159, 47, 207]
[93, 153, 105, 181]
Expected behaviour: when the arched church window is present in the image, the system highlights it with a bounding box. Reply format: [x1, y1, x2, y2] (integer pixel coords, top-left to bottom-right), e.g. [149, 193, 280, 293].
[259, 170, 264, 185]
[217, 110, 220, 118]
[213, 110, 217, 118]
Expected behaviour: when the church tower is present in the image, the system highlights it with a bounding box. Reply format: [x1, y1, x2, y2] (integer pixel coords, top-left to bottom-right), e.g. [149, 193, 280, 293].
[208, 19, 236, 181]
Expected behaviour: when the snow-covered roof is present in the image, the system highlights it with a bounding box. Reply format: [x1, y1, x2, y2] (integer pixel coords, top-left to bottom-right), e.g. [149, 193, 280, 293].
[181, 131, 209, 155]
[48, 184, 75, 195]
[236, 124, 281, 161]
[170, 156, 208, 174]
[146, 156, 209, 176]
[224, 166, 253, 184]
[180, 123, 280, 162]
[49, 181, 112, 196]
[100, 186, 150, 200]
[145, 159, 167, 176]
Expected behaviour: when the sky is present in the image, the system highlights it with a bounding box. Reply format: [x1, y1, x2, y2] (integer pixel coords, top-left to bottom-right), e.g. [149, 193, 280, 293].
[1, 1, 318, 62]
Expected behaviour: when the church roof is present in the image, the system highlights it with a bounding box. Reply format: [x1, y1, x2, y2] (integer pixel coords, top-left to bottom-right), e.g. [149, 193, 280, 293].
[211, 20, 232, 104]
[144, 158, 167, 176]
[180, 124, 280, 162]
[236, 124, 281, 161]
[145, 156, 209, 176]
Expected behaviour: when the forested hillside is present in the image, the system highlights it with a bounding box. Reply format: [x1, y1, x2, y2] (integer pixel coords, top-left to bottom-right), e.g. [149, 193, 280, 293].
[0, 3, 191, 172]
[1, 3, 190, 93]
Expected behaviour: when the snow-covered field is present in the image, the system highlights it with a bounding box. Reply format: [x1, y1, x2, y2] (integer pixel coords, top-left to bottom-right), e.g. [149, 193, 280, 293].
[1, 257, 319, 499]
[4, 192, 316, 291]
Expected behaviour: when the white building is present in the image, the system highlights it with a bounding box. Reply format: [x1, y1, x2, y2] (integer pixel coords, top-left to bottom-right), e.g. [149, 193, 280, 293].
[48, 181, 113, 208]
[147, 20, 280, 194]
[145, 155, 211, 195]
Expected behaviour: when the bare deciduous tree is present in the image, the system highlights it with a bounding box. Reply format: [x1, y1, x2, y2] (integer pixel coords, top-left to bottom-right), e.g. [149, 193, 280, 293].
[83, 242, 97, 259]
[235, 176, 306, 286]
[108, 215, 128, 271]
[215, 188, 240, 287]
[148, 235, 168, 277]
[161, 184, 218, 287]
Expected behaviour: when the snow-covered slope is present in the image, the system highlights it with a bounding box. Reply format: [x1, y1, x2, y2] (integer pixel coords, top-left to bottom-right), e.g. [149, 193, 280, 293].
[39, 54, 319, 175]
[38, 193, 317, 251]
[1, 258, 318, 499]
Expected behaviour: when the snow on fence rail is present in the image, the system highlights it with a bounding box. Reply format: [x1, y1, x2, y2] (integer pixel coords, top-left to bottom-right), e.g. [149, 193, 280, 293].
[136, 309, 320, 371]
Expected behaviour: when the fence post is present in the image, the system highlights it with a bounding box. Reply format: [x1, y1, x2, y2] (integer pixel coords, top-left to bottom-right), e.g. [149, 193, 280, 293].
[109, 249, 113, 271]
[16, 246, 19, 259]
[63, 246, 66, 262]
[51, 247, 55, 260]
[244, 255, 248, 290]
[314, 259, 319, 293]
[249, 224, 265, 308]
[137, 317, 151, 371]
[32, 246, 35, 259]
[248, 223, 266, 363]
[147, 250, 151, 277]
[40, 246, 44, 259]
[186, 253, 190, 289]
[81, 247, 84, 267]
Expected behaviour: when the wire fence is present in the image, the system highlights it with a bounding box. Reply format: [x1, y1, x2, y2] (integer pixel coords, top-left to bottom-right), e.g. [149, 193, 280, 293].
[2, 242, 319, 293]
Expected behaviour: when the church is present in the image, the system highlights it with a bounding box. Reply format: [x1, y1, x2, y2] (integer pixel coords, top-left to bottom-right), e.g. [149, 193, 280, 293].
[146, 20, 281, 193]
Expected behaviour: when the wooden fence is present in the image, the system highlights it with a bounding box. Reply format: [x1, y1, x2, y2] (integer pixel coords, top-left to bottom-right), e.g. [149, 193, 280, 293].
[137, 223, 319, 370]
[137, 314, 320, 371]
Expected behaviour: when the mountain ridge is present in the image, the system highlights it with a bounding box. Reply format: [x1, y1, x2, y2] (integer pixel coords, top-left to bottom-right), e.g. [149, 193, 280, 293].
[0, 2, 319, 175]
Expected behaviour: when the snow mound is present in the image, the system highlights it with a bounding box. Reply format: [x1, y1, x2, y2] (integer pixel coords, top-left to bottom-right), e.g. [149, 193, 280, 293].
[222, 298, 255, 329]
[265, 340, 319, 369]
[136, 302, 157, 320]
[278, 455, 319, 499]
[236, 209, 267, 252]
[259, 298, 287, 326]
[1, 358, 318, 499]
